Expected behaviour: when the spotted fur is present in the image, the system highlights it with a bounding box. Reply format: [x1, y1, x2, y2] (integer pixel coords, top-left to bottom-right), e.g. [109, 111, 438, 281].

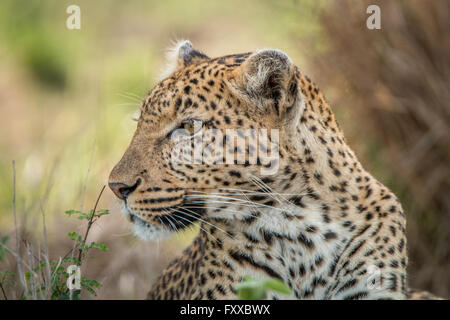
[109, 41, 441, 300]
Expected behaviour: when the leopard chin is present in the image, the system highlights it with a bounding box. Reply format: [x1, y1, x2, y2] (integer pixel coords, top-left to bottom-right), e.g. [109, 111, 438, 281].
[120, 201, 203, 241]
[133, 215, 174, 241]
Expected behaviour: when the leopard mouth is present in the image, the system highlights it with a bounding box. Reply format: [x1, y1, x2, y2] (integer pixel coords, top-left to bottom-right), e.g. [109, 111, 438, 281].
[124, 200, 206, 232]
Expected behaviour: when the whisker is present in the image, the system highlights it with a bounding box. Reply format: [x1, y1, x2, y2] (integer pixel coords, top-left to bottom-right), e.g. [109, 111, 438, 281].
[189, 188, 315, 209]
[176, 207, 234, 239]
[111, 231, 134, 237]
[186, 196, 288, 212]
[249, 175, 284, 204]
[227, 188, 274, 222]
[165, 214, 186, 242]
[186, 199, 263, 208]
[168, 213, 189, 230]
[181, 205, 285, 258]
[163, 214, 178, 233]
[113, 103, 141, 107]
[182, 206, 274, 226]
[157, 216, 166, 229]
[116, 92, 143, 102]
[171, 211, 223, 243]
[189, 188, 305, 197]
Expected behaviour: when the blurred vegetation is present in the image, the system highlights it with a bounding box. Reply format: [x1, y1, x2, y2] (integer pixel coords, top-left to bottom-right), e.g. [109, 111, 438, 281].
[0, 0, 447, 298]
[235, 276, 292, 300]
[310, 0, 450, 297]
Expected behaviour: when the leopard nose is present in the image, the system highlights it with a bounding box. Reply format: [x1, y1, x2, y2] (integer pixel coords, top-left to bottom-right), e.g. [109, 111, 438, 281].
[108, 178, 141, 200]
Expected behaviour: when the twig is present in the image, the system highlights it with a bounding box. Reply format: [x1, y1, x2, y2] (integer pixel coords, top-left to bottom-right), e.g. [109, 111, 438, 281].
[12, 160, 27, 295]
[70, 148, 96, 261]
[21, 239, 40, 263]
[0, 242, 34, 273]
[39, 200, 52, 300]
[64, 185, 106, 299]
[0, 280, 7, 300]
[80, 139, 96, 212]
[77, 185, 106, 266]
[24, 242, 37, 300]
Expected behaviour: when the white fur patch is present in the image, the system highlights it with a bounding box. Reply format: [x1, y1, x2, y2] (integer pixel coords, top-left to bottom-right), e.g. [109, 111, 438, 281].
[121, 202, 174, 241]
[133, 217, 173, 241]
[158, 39, 191, 81]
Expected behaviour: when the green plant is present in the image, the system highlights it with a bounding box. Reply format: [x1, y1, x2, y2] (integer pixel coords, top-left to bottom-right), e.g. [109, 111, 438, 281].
[0, 270, 14, 300]
[38, 186, 110, 300]
[0, 235, 9, 262]
[0, 235, 14, 300]
[234, 276, 292, 300]
[0, 186, 110, 300]
[58, 205, 110, 299]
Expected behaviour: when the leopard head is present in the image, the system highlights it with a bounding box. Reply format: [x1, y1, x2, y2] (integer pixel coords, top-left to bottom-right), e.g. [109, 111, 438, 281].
[108, 40, 305, 240]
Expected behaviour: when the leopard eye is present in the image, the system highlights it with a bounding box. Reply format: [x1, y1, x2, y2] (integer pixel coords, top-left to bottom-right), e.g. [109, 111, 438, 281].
[181, 119, 203, 136]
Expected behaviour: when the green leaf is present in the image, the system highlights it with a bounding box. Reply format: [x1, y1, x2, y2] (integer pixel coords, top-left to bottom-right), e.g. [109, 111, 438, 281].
[234, 276, 291, 300]
[3, 270, 14, 278]
[83, 285, 97, 296]
[32, 261, 47, 272]
[65, 210, 81, 216]
[89, 242, 108, 252]
[80, 242, 89, 252]
[68, 231, 77, 240]
[77, 212, 91, 220]
[55, 292, 70, 300]
[0, 235, 10, 261]
[81, 278, 102, 288]
[94, 209, 110, 217]
[237, 287, 267, 300]
[234, 276, 264, 290]
[81, 278, 102, 296]
[62, 257, 81, 265]
[263, 278, 292, 294]
[68, 231, 82, 242]
[1, 235, 9, 244]
[71, 289, 81, 300]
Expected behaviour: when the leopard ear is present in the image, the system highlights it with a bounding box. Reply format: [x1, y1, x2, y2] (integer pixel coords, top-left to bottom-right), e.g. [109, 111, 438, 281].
[159, 40, 209, 80]
[236, 49, 300, 120]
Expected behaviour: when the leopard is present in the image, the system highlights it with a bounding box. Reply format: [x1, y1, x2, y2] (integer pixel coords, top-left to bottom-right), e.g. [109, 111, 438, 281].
[108, 40, 442, 300]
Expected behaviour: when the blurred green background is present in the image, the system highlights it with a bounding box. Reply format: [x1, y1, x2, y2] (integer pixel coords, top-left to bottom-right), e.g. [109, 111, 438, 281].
[0, 0, 448, 299]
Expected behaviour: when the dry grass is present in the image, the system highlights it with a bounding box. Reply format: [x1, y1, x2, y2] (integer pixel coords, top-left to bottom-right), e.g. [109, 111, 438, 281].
[0, 180, 186, 299]
[311, 0, 450, 297]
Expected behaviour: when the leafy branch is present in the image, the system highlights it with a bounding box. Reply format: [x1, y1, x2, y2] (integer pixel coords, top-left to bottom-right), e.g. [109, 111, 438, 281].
[0, 185, 110, 300]
[65, 185, 108, 266]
